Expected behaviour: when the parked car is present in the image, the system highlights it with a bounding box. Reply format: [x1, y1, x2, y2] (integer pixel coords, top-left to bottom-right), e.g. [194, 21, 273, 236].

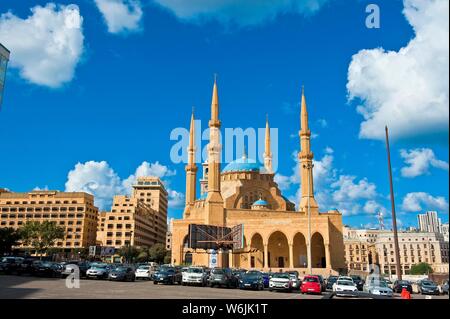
[332, 277, 358, 297]
[442, 280, 449, 295]
[60, 261, 90, 278]
[239, 271, 264, 291]
[182, 266, 208, 286]
[153, 266, 182, 285]
[287, 271, 301, 291]
[269, 272, 293, 292]
[232, 269, 247, 281]
[301, 275, 322, 295]
[35, 261, 62, 278]
[261, 272, 270, 288]
[135, 265, 153, 280]
[17, 259, 40, 276]
[86, 263, 110, 279]
[364, 278, 393, 297]
[108, 266, 136, 282]
[418, 280, 440, 295]
[393, 280, 413, 294]
[0, 256, 24, 274]
[326, 275, 338, 291]
[208, 268, 238, 288]
[314, 274, 326, 292]
[351, 275, 365, 291]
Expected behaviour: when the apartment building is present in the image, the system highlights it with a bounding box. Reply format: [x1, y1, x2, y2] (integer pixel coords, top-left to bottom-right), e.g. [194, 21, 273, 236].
[343, 226, 449, 275]
[131, 177, 168, 244]
[0, 190, 98, 250]
[97, 195, 158, 248]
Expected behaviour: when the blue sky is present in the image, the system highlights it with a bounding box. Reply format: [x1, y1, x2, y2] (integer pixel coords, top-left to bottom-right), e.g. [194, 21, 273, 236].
[0, 0, 448, 229]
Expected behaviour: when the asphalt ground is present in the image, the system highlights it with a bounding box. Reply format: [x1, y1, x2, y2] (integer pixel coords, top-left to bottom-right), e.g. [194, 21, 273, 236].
[0, 275, 448, 299]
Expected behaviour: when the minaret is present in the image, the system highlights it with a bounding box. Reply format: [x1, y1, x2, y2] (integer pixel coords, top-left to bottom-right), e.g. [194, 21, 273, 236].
[263, 115, 273, 173]
[298, 87, 318, 212]
[205, 76, 225, 225]
[184, 110, 197, 217]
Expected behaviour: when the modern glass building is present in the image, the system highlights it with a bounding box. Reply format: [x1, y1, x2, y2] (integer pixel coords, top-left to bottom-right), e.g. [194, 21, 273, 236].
[0, 43, 10, 109]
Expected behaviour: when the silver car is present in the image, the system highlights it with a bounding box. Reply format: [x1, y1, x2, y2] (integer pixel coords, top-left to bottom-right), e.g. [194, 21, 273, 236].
[364, 279, 393, 297]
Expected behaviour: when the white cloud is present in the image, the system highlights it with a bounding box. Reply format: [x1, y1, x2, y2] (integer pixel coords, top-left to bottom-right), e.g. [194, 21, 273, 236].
[363, 200, 387, 215]
[168, 189, 185, 208]
[0, 3, 84, 87]
[401, 192, 449, 213]
[331, 175, 377, 202]
[65, 161, 124, 210]
[400, 148, 449, 178]
[122, 161, 176, 192]
[94, 0, 143, 33]
[347, 0, 449, 141]
[65, 160, 183, 211]
[153, 0, 329, 27]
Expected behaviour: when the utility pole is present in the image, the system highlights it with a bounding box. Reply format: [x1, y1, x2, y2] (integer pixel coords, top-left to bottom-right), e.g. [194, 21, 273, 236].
[385, 126, 402, 280]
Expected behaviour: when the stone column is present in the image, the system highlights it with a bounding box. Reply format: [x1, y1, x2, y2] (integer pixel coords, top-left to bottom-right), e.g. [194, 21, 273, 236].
[289, 243, 294, 269]
[264, 244, 269, 270]
[325, 243, 331, 269]
[228, 250, 233, 268]
[247, 252, 252, 269]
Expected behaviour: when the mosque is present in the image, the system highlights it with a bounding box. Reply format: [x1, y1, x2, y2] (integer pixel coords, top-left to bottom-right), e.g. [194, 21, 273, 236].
[171, 79, 346, 275]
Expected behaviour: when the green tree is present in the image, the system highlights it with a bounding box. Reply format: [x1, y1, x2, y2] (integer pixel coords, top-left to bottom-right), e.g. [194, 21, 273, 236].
[410, 262, 433, 275]
[148, 243, 168, 264]
[117, 245, 140, 264]
[19, 221, 65, 259]
[0, 227, 21, 255]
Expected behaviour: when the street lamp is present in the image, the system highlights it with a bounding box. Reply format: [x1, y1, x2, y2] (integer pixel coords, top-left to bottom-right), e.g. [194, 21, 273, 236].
[303, 162, 314, 275]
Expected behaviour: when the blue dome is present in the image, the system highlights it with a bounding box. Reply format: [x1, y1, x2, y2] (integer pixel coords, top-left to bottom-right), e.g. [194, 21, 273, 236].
[253, 199, 268, 206]
[222, 156, 261, 173]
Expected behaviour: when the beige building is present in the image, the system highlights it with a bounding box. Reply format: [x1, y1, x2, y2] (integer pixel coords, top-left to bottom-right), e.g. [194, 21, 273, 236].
[0, 190, 98, 250]
[171, 80, 346, 275]
[343, 226, 449, 275]
[96, 177, 168, 249]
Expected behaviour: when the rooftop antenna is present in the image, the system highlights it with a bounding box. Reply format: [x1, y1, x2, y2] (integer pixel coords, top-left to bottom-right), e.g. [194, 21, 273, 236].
[377, 211, 385, 230]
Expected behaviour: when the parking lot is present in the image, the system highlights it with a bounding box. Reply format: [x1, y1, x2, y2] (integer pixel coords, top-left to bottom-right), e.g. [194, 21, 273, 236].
[0, 275, 447, 299]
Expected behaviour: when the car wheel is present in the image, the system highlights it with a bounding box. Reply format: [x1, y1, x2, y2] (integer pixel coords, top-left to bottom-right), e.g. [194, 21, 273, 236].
[153, 281, 158, 285]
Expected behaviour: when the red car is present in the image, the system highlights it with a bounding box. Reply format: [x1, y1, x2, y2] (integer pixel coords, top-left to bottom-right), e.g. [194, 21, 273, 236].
[301, 275, 322, 294]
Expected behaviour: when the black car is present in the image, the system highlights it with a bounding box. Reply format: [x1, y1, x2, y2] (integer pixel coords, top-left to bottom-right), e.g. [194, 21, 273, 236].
[35, 262, 63, 278]
[326, 275, 338, 291]
[231, 269, 247, 281]
[208, 268, 238, 288]
[418, 280, 440, 295]
[108, 266, 136, 282]
[153, 266, 182, 285]
[0, 256, 24, 274]
[351, 275, 365, 291]
[17, 259, 41, 276]
[393, 280, 413, 293]
[239, 271, 264, 290]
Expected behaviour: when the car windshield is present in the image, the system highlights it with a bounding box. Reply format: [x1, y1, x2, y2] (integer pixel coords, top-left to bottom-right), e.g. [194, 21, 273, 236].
[188, 268, 203, 273]
[138, 265, 149, 270]
[1, 257, 15, 263]
[337, 280, 354, 286]
[159, 267, 174, 272]
[351, 276, 361, 281]
[42, 262, 54, 267]
[244, 272, 260, 278]
[91, 264, 108, 269]
[272, 273, 290, 279]
[422, 281, 435, 286]
[304, 277, 319, 283]
[398, 281, 410, 285]
[328, 277, 338, 282]
[212, 269, 224, 274]
[113, 267, 128, 272]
